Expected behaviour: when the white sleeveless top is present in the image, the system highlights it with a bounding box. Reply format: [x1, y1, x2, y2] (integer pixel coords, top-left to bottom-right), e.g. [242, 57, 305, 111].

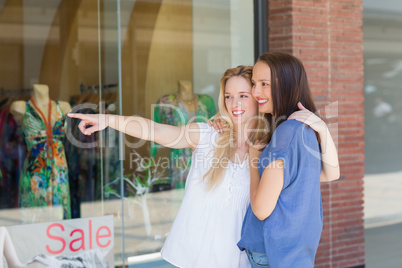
[161, 123, 251, 268]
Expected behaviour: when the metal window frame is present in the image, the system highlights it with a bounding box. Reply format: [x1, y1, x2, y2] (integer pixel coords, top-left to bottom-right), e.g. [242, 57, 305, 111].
[254, 0, 269, 61]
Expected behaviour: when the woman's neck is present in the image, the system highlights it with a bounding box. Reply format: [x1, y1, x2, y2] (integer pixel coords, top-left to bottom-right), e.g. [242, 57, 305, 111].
[177, 80, 194, 101]
[32, 84, 50, 106]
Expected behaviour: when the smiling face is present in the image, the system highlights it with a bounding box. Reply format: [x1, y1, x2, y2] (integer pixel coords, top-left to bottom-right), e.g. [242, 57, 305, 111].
[224, 76, 258, 126]
[252, 61, 273, 114]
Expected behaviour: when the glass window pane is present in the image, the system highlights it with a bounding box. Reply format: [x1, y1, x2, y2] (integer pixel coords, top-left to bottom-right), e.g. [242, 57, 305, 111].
[118, 0, 254, 266]
[0, 0, 119, 266]
[0, 0, 255, 266]
[363, 1, 402, 266]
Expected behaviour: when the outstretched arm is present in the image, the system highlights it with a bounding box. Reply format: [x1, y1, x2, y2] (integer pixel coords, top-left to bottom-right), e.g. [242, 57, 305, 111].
[288, 102, 340, 182]
[67, 114, 200, 150]
[0, 227, 25, 268]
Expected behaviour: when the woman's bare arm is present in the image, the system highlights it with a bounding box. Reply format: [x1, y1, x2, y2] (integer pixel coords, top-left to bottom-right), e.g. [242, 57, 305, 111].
[67, 114, 200, 150]
[288, 102, 340, 182]
[248, 143, 284, 221]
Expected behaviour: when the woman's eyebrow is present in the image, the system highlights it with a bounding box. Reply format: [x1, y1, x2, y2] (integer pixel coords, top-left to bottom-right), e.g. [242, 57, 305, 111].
[225, 91, 251, 94]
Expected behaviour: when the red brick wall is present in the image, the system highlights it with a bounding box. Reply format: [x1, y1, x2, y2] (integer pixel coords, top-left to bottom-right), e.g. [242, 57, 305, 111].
[268, 0, 365, 267]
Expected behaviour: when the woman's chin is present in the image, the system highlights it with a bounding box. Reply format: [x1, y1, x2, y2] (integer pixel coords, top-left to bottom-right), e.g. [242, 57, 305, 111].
[259, 109, 272, 114]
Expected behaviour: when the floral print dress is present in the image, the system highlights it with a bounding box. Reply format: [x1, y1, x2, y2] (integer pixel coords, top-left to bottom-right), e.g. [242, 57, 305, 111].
[18, 100, 71, 222]
[151, 94, 216, 189]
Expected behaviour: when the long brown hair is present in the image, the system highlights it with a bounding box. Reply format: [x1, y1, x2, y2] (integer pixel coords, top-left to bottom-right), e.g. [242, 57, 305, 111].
[204, 65, 266, 189]
[257, 51, 318, 143]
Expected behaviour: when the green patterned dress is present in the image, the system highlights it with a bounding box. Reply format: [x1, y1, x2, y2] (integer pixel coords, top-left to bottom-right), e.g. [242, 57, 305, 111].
[151, 94, 216, 189]
[18, 100, 71, 222]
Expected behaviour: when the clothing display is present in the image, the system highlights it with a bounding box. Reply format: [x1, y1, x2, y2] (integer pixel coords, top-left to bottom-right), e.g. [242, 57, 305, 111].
[66, 90, 120, 211]
[161, 123, 250, 268]
[66, 115, 120, 202]
[151, 94, 216, 189]
[0, 107, 26, 209]
[18, 99, 71, 221]
[28, 249, 108, 268]
[0, 86, 120, 218]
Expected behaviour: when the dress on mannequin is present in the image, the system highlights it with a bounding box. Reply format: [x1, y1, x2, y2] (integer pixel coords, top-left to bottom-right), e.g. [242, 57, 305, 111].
[10, 84, 71, 221]
[151, 80, 216, 189]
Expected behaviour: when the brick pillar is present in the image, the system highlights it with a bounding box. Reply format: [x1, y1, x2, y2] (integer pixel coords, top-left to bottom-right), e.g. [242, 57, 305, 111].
[268, 0, 365, 267]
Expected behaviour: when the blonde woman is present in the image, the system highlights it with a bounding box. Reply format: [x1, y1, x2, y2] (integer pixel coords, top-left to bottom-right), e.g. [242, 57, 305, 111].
[68, 65, 338, 268]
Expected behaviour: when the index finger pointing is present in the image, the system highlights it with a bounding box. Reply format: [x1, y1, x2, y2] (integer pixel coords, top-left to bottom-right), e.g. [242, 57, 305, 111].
[67, 113, 85, 119]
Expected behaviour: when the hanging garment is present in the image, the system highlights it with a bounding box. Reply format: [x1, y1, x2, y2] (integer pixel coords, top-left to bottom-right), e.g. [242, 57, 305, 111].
[18, 99, 71, 222]
[65, 105, 120, 208]
[0, 107, 26, 209]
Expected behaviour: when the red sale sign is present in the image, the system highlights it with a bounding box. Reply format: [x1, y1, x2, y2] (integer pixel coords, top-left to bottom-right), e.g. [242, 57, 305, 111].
[4, 215, 114, 267]
[45, 220, 112, 254]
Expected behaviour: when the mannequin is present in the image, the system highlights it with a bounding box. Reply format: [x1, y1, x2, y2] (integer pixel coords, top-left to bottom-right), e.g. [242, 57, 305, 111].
[151, 80, 216, 189]
[176, 80, 197, 113]
[0, 227, 25, 268]
[10, 84, 71, 125]
[10, 84, 72, 222]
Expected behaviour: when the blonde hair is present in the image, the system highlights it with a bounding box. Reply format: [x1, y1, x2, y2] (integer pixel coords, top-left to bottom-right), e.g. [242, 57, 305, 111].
[204, 65, 267, 189]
